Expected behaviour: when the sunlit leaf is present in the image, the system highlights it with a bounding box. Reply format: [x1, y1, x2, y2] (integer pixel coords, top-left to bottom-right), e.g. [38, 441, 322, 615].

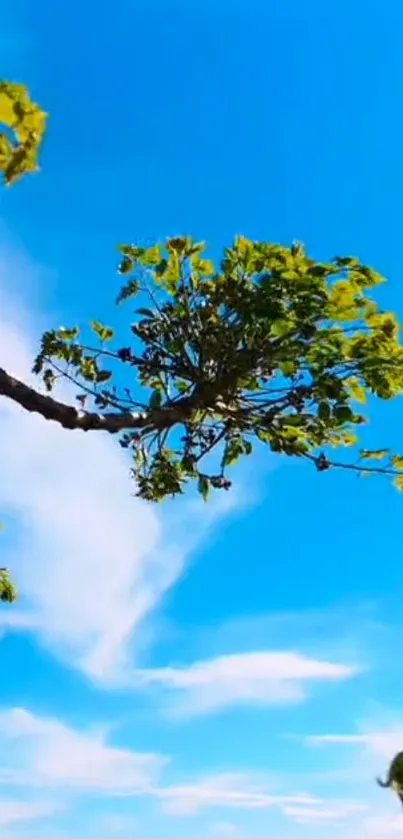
[360, 449, 390, 461]
[0, 81, 47, 186]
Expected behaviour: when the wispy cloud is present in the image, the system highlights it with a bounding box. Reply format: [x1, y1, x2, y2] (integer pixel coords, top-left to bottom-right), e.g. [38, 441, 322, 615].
[0, 800, 61, 827]
[0, 705, 395, 838]
[282, 800, 367, 825]
[356, 812, 403, 837]
[0, 707, 165, 796]
[138, 651, 359, 716]
[305, 731, 403, 759]
[303, 714, 403, 806]
[304, 710, 403, 766]
[0, 706, 320, 821]
[157, 772, 319, 815]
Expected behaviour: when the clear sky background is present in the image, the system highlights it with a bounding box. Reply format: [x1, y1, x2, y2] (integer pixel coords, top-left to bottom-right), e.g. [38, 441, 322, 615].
[1, 1, 403, 838]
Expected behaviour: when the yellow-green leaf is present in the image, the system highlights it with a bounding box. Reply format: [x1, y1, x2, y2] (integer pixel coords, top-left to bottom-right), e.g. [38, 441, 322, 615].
[346, 376, 367, 405]
[235, 235, 253, 255]
[0, 81, 47, 186]
[360, 449, 390, 461]
[195, 259, 215, 276]
[57, 327, 80, 341]
[271, 319, 291, 338]
[91, 321, 114, 342]
[141, 245, 162, 267]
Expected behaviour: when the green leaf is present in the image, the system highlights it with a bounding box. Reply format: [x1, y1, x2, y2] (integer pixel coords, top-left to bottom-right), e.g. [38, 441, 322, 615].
[333, 405, 353, 422]
[116, 279, 140, 304]
[140, 246, 161, 267]
[96, 370, 112, 383]
[135, 308, 154, 318]
[394, 475, 403, 492]
[223, 439, 244, 466]
[198, 475, 210, 501]
[118, 244, 144, 259]
[318, 402, 331, 422]
[0, 569, 17, 603]
[195, 259, 215, 276]
[57, 327, 79, 341]
[309, 264, 331, 278]
[118, 256, 134, 275]
[149, 389, 162, 409]
[167, 237, 189, 254]
[271, 319, 291, 338]
[329, 430, 358, 448]
[346, 376, 367, 405]
[392, 455, 403, 471]
[360, 449, 390, 461]
[91, 321, 114, 342]
[279, 361, 296, 378]
[80, 358, 97, 381]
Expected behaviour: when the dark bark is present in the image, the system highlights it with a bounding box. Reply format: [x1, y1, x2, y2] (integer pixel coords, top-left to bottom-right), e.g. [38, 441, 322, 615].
[0, 367, 193, 434]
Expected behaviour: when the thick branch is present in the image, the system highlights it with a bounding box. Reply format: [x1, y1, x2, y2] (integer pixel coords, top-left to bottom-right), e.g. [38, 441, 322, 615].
[0, 368, 194, 433]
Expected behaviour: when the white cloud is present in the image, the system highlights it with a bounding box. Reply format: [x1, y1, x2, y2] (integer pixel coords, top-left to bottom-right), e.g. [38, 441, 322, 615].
[355, 812, 403, 837]
[0, 271, 244, 684]
[0, 707, 165, 796]
[282, 800, 367, 824]
[157, 772, 319, 815]
[303, 717, 403, 814]
[305, 731, 403, 760]
[138, 651, 359, 716]
[0, 800, 60, 827]
[0, 707, 324, 823]
[306, 734, 368, 746]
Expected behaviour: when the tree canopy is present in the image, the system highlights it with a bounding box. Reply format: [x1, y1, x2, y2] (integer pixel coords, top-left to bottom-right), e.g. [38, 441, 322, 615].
[1, 82, 403, 516]
[21, 236, 403, 503]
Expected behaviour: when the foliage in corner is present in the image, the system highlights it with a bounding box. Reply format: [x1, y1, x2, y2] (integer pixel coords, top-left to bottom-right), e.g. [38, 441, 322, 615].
[377, 750, 403, 807]
[0, 569, 17, 603]
[31, 235, 403, 502]
[0, 524, 17, 603]
[0, 81, 47, 185]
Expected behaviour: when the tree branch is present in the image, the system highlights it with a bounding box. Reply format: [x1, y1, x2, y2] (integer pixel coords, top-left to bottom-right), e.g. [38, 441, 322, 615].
[0, 367, 194, 433]
[304, 451, 401, 478]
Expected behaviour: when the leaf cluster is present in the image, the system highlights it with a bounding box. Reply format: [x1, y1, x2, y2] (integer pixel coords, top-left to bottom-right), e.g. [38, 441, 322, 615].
[31, 235, 403, 500]
[0, 81, 47, 185]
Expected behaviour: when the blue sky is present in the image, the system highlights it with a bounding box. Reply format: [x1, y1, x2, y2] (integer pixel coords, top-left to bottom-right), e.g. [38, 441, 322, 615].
[1, 1, 403, 837]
